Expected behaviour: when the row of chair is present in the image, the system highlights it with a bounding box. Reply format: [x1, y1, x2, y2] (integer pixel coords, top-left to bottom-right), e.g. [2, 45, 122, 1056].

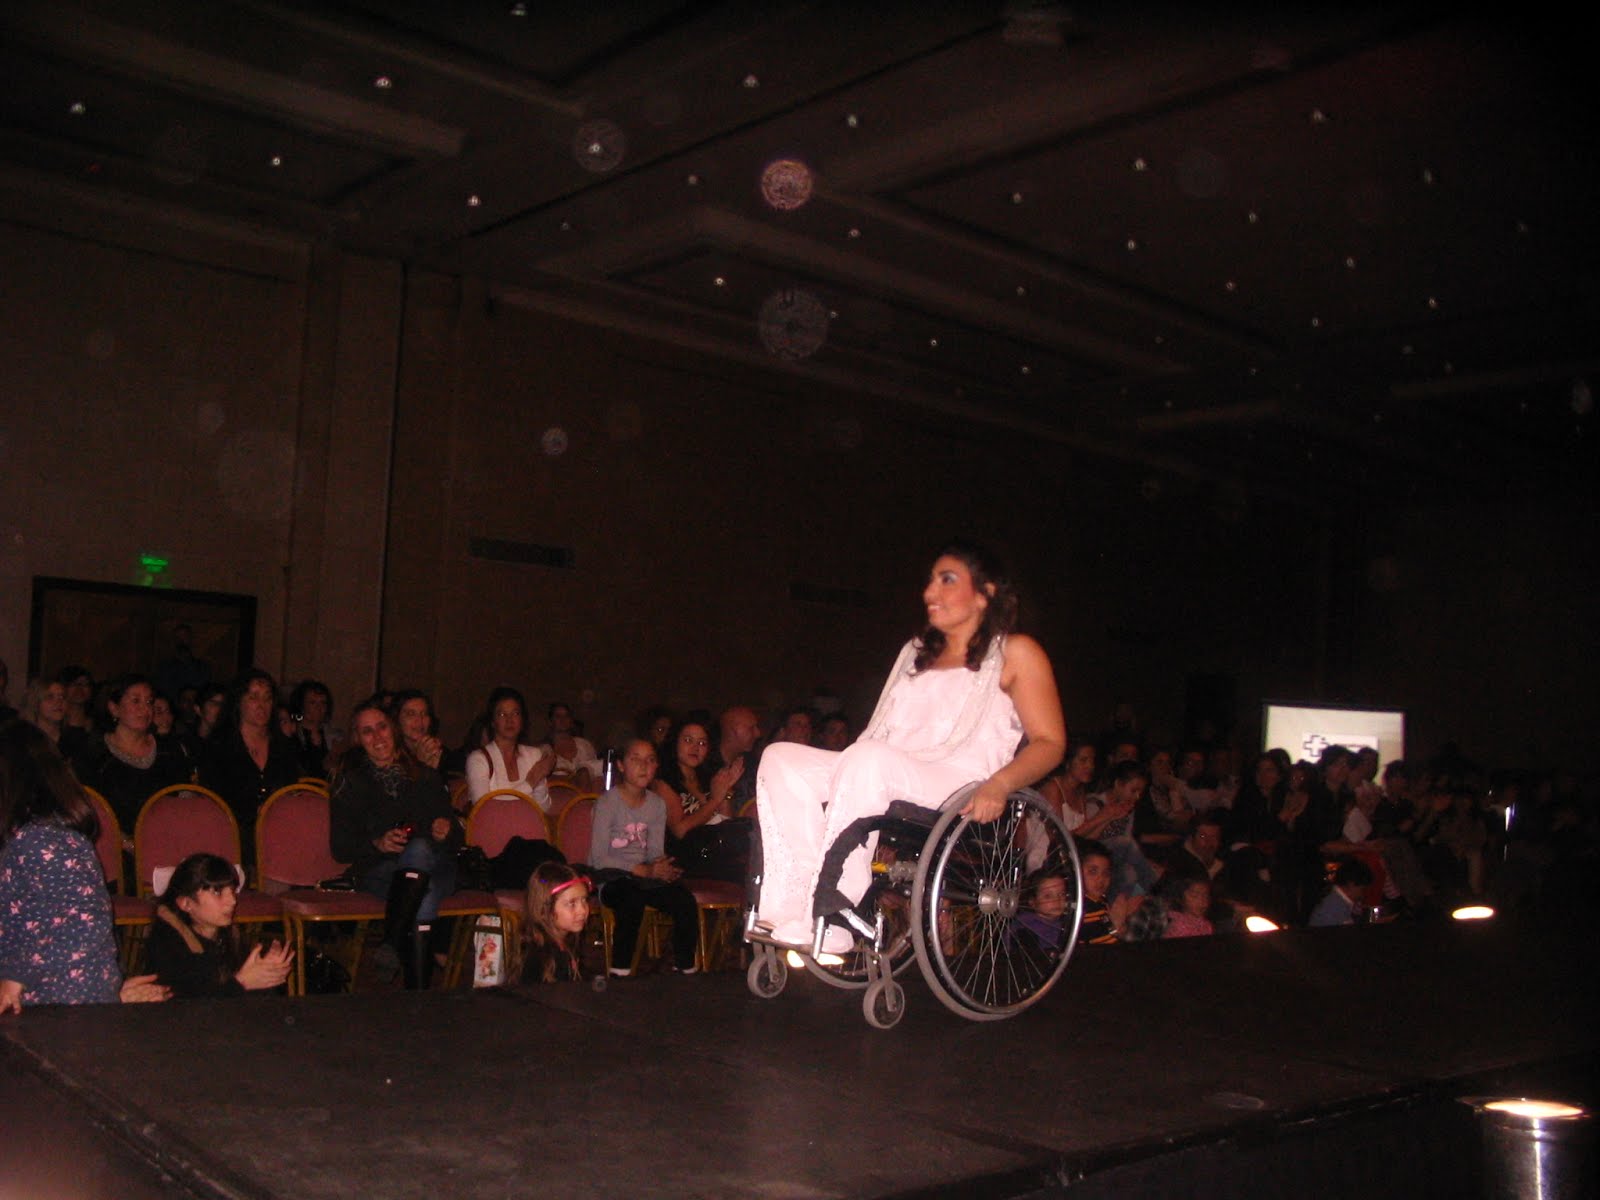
[84, 781, 747, 992]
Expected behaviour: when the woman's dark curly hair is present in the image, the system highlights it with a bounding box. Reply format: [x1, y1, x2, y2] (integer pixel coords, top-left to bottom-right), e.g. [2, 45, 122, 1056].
[912, 540, 1020, 673]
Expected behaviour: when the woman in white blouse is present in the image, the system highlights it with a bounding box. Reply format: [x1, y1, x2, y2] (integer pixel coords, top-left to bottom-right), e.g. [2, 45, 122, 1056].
[464, 686, 555, 812]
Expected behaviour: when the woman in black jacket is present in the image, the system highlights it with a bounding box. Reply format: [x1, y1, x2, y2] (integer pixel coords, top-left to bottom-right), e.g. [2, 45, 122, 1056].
[329, 696, 460, 988]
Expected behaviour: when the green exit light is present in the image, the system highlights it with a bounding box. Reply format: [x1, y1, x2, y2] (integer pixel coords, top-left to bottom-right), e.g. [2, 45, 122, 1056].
[139, 554, 169, 572]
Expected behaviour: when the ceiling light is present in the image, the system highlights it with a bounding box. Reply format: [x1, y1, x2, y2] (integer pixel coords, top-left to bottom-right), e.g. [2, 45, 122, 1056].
[373, 75, 393, 90]
[69, 101, 87, 116]
[742, 73, 760, 89]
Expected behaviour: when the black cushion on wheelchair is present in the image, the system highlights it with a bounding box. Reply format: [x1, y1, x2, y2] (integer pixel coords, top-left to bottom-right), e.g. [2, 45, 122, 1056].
[883, 799, 940, 827]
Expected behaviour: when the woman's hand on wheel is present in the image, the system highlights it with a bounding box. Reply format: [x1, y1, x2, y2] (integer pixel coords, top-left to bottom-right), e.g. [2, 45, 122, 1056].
[960, 779, 1010, 824]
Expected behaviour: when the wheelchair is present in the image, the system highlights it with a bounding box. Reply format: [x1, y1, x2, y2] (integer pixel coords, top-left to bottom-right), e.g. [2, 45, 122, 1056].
[744, 783, 1084, 1028]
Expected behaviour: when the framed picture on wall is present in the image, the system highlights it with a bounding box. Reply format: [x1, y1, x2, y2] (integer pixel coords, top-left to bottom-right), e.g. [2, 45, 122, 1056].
[28, 576, 256, 695]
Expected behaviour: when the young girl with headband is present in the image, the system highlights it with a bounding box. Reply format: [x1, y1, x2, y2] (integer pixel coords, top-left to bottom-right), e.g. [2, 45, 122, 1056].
[519, 861, 592, 983]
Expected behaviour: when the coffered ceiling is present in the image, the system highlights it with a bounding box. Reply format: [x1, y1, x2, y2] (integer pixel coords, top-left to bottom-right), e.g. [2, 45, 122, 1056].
[3, 1, 1595, 505]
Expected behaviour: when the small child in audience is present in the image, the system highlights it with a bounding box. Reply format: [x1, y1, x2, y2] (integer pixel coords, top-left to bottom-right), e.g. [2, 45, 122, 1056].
[1163, 876, 1215, 938]
[1014, 868, 1071, 952]
[518, 861, 591, 983]
[1076, 840, 1140, 944]
[146, 853, 294, 998]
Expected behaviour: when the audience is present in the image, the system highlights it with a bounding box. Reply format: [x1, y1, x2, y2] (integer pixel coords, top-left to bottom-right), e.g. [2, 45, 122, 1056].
[6, 641, 1596, 1002]
[146, 852, 294, 998]
[587, 738, 699, 977]
[465, 686, 555, 812]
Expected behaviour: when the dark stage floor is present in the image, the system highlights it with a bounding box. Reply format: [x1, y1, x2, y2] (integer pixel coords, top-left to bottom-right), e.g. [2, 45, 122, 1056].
[2, 918, 1595, 1200]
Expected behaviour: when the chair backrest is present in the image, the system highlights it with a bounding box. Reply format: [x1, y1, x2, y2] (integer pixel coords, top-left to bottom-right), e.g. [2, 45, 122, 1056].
[256, 784, 345, 889]
[555, 794, 598, 866]
[466, 788, 552, 858]
[81, 785, 125, 892]
[448, 776, 470, 813]
[545, 779, 580, 816]
[133, 784, 240, 895]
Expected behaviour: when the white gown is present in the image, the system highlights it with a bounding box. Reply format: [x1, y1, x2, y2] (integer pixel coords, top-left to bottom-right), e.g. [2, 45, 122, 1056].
[755, 637, 1021, 932]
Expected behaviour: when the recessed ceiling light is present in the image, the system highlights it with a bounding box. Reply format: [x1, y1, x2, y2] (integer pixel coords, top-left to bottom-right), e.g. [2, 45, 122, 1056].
[1015, 285, 1027, 297]
[847, 227, 861, 238]
[1126, 238, 1139, 251]
[1427, 296, 1439, 310]
[270, 155, 283, 167]
[1344, 256, 1357, 269]
[1247, 210, 1260, 224]
[467, 194, 482, 207]
[1011, 191, 1024, 204]
[69, 101, 87, 116]
[742, 73, 760, 89]
[1225, 280, 1237, 292]
[1133, 157, 1148, 172]
[845, 113, 859, 128]
[1020, 364, 1031, 375]
[713, 276, 726, 287]
[929, 338, 939, 348]
[686, 173, 700, 186]
[373, 75, 393, 90]
[510, 2, 527, 14]
[1309, 107, 1328, 123]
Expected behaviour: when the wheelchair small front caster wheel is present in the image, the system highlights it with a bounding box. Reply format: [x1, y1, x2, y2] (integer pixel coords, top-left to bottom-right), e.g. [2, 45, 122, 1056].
[747, 947, 788, 999]
[863, 977, 905, 1029]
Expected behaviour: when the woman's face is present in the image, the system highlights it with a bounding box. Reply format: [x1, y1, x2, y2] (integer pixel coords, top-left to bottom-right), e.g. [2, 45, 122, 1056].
[1069, 744, 1096, 784]
[301, 689, 330, 725]
[110, 683, 154, 735]
[1289, 764, 1311, 792]
[1032, 876, 1068, 920]
[398, 697, 432, 744]
[66, 675, 93, 706]
[39, 682, 68, 723]
[200, 693, 225, 730]
[1182, 881, 1210, 918]
[922, 555, 990, 636]
[240, 679, 275, 731]
[355, 707, 397, 767]
[1082, 856, 1112, 902]
[549, 706, 573, 735]
[179, 883, 237, 936]
[551, 883, 590, 935]
[492, 698, 524, 743]
[1255, 757, 1283, 792]
[1149, 750, 1173, 779]
[621, 741, 658, 789]
[676, 724, 710, 770]
[151, 695, 175, 734]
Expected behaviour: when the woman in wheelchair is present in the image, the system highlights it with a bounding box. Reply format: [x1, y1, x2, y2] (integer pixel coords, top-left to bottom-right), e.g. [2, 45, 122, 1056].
[753, 541, 1066, 954]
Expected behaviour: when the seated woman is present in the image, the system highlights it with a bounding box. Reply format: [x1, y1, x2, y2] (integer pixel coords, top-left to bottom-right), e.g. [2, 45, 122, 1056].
[540, 701, 602, 789]
[517, 861, 592, 984]
[201, 670, 303, 868]
[329, 697, 461, 989]
[146, 853, 293, 998]
[288, 679, 340, 780]
[72, 673, 192, 837]
[588, 738, 699, 977]
[390, 689, 445, 773]
[650, 719, 749, 883]
[20, 677, 76, 756]
[755, 541, 1066, 953]
[464, 687, 555, 812]
[1, 720, 168, 1011]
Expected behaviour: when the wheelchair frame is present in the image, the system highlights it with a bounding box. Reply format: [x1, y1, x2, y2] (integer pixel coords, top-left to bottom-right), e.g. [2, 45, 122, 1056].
[745, 784, 1084, 1028]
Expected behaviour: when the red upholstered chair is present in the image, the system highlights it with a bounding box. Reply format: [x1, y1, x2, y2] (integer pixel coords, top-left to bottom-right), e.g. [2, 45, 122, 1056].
[83, 785, 154, 973]
[133, 783, 282, 935]
[256, 784, 388, 996]
[556, 793, 683, 970]
[463, 789, 555, 966]
[545, 779, 581, 819]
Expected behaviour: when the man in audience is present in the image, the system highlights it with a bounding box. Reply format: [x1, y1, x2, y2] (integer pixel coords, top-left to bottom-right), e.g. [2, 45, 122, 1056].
[1308, 858, 1375, 927]
[715, 704, 763, 807]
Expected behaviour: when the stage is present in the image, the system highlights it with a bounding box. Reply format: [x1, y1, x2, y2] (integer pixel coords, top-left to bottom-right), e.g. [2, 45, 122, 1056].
[2, 917, 1594, 1199]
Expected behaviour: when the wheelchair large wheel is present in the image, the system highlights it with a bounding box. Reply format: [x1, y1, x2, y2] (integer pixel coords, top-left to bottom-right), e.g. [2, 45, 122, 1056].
[910, 785, 1083, 1020]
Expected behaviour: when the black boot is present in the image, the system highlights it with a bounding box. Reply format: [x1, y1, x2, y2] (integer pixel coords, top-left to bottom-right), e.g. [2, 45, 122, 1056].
[375, 869, 431, 986]
[404, 924, 435, 991]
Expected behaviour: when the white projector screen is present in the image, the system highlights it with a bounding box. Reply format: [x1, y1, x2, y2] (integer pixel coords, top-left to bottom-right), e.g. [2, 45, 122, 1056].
[1261, 701, 1406, 773]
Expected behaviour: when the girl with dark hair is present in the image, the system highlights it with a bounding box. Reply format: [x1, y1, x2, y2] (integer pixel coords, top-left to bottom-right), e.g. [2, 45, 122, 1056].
[329, 697, 460, 988]
[1, 720, 169, 1011]
[201, 669, 302, 866]
[71, 673, 191, 834]
[56, 665, 96, 739]
[145, 853, 293, 998]
[651, 719, 750, 883]
[464, 686, 555, 811]
[754, 541, 1066, 953]
[517, 861, 592, 983]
